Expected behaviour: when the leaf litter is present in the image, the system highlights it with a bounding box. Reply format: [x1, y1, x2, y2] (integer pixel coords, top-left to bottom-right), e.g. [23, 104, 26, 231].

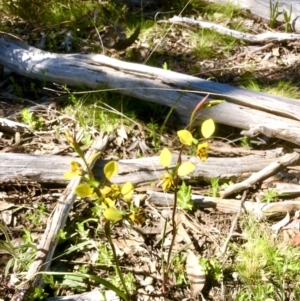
[1, 2, 300, 301]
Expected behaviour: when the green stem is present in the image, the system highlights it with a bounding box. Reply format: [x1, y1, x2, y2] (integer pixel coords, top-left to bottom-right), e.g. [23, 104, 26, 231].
[164, 144, 185, 287]
[105, 221, 130, 301]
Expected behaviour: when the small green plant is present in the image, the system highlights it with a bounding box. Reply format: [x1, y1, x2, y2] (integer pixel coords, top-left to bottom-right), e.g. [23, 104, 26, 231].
[240, 136, 252, 149]
[282, 5, 293, 32]
[21, 108, 44, 130]
[269, 0, 280, 28]
[233, 214, 300, 300]
[241, 77, 300, 99]
[241, 77, 261, 91]
[109, 272, 136, 293]
[220, 180, 234, 189]
[26, 203, 47, 227]
[171, 253, 187, 285]
[261, 189, 278, 202]
[147, 120, 160, 150]
[0, 223, 37, 278]
[97, 244, 114, 266]
[9, 76, 23, 97]
[265, 80, 300, 99]
[177, 181, 193, 211]
[206, 178, 220, 197]
[28, 287, 49, 300]
[43, 274, 60, 291]
[199, 258, 223, 282]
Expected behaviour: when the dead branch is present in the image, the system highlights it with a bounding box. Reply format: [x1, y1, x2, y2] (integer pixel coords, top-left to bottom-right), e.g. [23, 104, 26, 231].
[168, 16, 300, 43]
[220, 152, 300, 198]
[0, 118, 29, 133]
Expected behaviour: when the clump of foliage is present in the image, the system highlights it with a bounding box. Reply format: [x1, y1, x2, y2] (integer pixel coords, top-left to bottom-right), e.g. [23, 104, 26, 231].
[21, 108, 44, 130]
[2, 0, 89, 26]
[1, 0, 127, 29]
[233, 215, 300, 300]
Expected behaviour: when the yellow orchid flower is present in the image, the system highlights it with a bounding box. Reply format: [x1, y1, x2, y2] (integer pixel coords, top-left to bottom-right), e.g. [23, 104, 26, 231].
[161, 173, 174, 191]
[196, 142, 209, 162]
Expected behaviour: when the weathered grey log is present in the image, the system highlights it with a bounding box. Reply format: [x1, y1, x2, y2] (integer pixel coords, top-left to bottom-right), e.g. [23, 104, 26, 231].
[0, 148, 287, 186]
[0, 38, 300, 145]
[147, 190, 300, 219]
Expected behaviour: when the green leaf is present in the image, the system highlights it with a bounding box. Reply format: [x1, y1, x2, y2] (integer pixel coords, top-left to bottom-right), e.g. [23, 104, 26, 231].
[104, 161, 118, 180]
[103, 207, 123, 222]
[177, 182, 193, 211]
[202, 100, 224, 108]
[159, 147, 172, 168]
[201, 119, 215, 138]
[75, 183, 94, 198]
[178, 162, 195, 176]
[41, 271, 130, 301]
[177, 130, 194, 146]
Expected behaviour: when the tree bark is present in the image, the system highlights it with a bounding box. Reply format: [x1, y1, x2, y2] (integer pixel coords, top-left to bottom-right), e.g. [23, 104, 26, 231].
[0, 38, 300, 146]
[0, 148, 290, 186]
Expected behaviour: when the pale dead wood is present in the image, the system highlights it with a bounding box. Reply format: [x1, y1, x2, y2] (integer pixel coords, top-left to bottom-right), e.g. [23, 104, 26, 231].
[14, 136, 108, 301]
[46, 289, 120, 301]
[168, 16, 300, 43]
[0, 149, 285, 185]
[220, 152, 300, 198]
[1, 38, 300, 145]
[146, 191, 300, 218]
[0, 117, 29, 133]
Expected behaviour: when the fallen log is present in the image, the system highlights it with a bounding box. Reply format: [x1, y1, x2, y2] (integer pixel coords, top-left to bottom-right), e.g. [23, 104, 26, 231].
[0, 38, 300, 146]
[147, 191, 300, 219]
[0, 148, 287, 186]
